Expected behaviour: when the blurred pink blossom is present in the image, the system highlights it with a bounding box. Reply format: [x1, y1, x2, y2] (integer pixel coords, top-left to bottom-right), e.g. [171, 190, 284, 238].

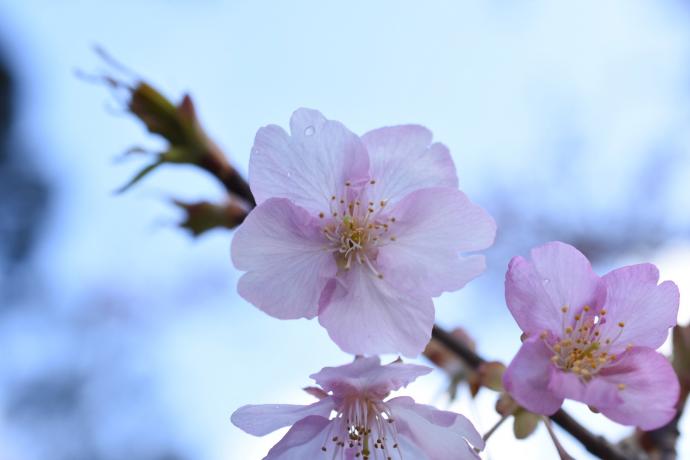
[231, 108, 496, 356]
[232, 356, 484, 459]
[503, 241, 680, 430]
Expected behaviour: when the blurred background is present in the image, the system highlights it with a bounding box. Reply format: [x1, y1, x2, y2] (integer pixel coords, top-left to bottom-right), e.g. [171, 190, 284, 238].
[0, 0, 689, 458]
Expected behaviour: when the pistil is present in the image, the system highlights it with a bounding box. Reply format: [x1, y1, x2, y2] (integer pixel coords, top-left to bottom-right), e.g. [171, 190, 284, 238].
[321, 179, 398, 278]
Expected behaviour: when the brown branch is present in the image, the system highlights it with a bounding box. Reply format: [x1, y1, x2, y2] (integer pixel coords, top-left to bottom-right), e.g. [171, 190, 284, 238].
[141, 103, 633, 460]
[550, 409, 627, 460]
[99, 68, 680, 459]
[431, 324, 485, 368]
[197, 146, 255, 207]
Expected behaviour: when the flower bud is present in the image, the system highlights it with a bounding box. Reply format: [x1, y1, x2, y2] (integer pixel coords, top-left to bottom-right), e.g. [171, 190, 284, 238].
[174, 200, 247, 236]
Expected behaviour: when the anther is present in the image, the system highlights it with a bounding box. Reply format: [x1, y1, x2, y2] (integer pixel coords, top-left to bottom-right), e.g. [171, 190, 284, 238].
[561, 306, 569, 313]
[319, 212, 325, 218]
[618, 322, 625, 328]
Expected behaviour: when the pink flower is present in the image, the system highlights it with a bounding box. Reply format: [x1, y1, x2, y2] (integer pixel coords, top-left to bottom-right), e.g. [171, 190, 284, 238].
[231, 109, 496, 357]
[231, 357, 484, 460]
[503, 241, 680, 430]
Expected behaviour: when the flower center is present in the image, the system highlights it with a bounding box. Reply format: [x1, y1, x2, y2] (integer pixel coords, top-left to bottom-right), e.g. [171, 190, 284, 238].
[543, 305, 629, 381]
[319, 179, 397, 278]
[321, 397, 402, 460]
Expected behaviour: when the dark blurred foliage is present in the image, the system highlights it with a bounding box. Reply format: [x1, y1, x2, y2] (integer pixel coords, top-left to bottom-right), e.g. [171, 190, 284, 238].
[488, 133, 690, 266]
[0, 50, 190, 460]
[0, 48, 49, 296]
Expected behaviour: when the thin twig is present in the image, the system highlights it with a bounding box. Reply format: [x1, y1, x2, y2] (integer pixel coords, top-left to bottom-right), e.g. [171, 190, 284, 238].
[543, 416, 576, 460]
[196, 142, 255, 207]
[483, 412, 512, 443]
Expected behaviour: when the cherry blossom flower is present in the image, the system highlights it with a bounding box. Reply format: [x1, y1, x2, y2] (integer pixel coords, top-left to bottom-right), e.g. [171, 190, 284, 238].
[503, 241, 680, 430]
[231, 357, 484, 460]
[231, 108, 496, 356]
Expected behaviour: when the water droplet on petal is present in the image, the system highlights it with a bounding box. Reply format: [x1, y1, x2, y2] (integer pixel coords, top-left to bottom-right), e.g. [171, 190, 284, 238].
[304, 125, 315, 136]
[543, 279, 550, 285]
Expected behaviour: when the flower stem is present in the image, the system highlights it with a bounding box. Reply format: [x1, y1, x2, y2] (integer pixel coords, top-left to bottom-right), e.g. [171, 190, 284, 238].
[482, 412, 511, 443]
[543, 416, 576, 460]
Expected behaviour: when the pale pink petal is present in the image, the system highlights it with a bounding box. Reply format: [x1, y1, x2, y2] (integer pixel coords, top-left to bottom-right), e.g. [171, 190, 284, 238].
[318, 265, 434, 357]
[377, 187, 496, 297]
[362, 125, 458, 205]
[505, 241, 602, 336]
[548, 371, 622, 412]
[387, 396, 482, 460]
[249, 108, 370, 214]
[231, 198, 337, 319]
[317, 279, 337, 310]
[503, 338, 563, 415]
[389, 435, 431, 460]
[231, 398, 335, 436]
[598, 348, 680, 430]
[389, 397, 484, 451]
[263, 415, 338, 460]
[310, 357, 431, 397]
[598, 264, 679, 353]
[310, 356, 382, 388]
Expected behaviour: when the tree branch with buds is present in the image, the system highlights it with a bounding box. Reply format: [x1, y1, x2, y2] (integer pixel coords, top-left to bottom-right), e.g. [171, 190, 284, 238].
[89, 62, 686, 460]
